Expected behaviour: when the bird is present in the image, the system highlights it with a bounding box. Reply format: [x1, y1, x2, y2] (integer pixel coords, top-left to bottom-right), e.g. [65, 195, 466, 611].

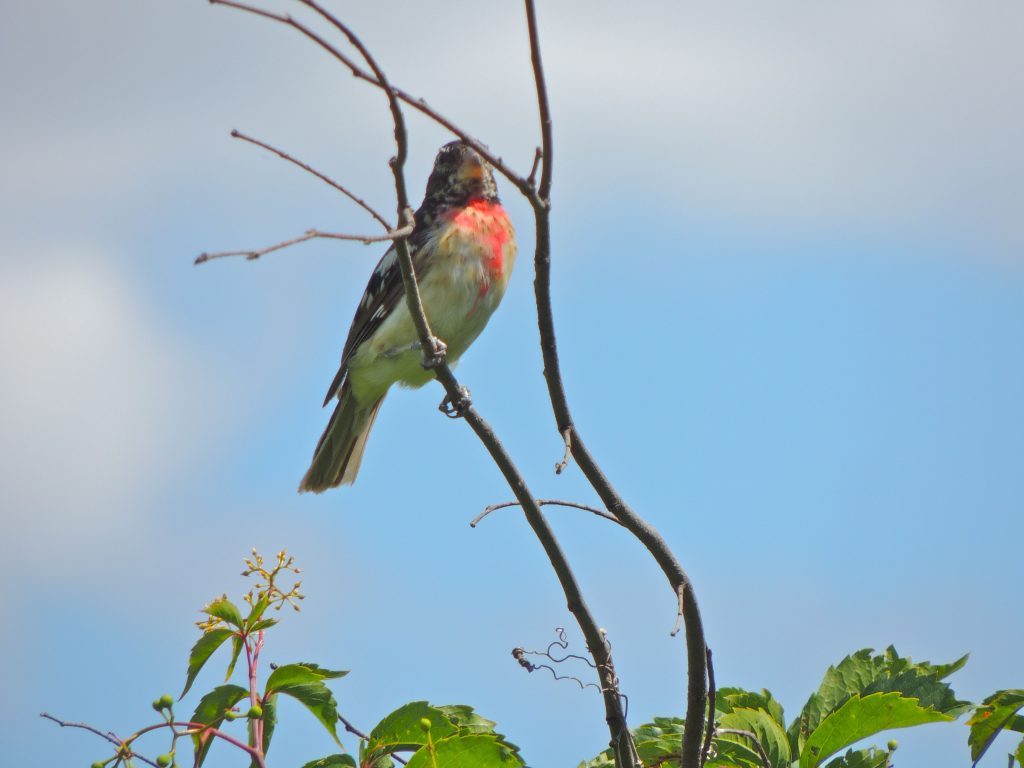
[299, 140, 517, 492]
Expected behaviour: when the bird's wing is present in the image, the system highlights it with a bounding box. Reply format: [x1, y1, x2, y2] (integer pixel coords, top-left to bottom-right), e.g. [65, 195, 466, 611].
[321, 237, 431, 406]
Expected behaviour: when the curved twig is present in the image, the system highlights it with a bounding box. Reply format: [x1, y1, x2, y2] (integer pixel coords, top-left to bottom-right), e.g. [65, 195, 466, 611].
[470, 498, 622, 528]
[230, 130, 392, 230]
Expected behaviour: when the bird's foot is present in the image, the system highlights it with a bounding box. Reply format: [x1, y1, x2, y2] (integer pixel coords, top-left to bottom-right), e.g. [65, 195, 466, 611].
[439, 386, 472, 419]
[421, 336, 448, 370]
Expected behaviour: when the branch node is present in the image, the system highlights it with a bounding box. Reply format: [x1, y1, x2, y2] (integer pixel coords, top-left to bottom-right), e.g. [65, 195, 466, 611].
[555, 427, 573, 474]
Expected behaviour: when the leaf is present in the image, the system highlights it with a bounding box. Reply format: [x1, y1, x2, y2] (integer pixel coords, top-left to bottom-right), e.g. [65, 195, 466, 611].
[277, 681, 344, 746]
[181, 628, 235, 699]
[706, 737, 766, 768]
[577, 750, 615, 768]
[368, 701, 458, 756]
[718, 707, 791, 768]
[204, 596, 245, 629]
[716, 688, 786, 730]
[436, 704, 521, 757]
[245, 594, 271, 630]
[225, 635, 244, 681]
[189, 684, 249, 768]
[789, 647, 970, 755]
[248, 618, 278, 633]
[300, 755, 357, 768]
[265, 662, 349, 693]
[966, 689, 1024, 764]
[404, 734, 524, 768]
[822, 747, 890, 768]
[800, 691, 953, 768]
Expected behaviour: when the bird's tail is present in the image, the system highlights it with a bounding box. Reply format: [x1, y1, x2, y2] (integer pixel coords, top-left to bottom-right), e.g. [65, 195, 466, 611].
[299, 383, 385, 492]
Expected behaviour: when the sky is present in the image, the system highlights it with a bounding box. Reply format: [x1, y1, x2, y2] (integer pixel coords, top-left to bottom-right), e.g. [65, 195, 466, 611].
[2, 1, 1022, 767]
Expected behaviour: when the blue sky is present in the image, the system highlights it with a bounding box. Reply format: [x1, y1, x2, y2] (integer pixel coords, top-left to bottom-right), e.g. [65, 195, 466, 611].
[2, 2, 1022, 767]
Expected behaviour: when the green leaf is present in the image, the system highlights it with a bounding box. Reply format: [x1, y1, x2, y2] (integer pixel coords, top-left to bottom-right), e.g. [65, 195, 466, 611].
[718, 707, 791, 768]
[265, 662, 348, 693]
[181, 628, 235, 699]
[276, 681, 344, 747]
[716, 688, 786, 729]
[436, 704, 521, 757]
[225, 635, 244, 682]
[789, 647, 970, 755]
[245, 594, 270, 631]
[368, 702, 458, 756]
[706, 737, 766, 768]
[822, 747, 889, 768]
[966, 689, 1024, 764]
[577, 750, 615, 768]
[189, 684, 249, 768]
[800, 691, 953, 768]
[1015, 736, 1024, 766]
[248, 618, 278, 633]
[204, 596, 244, 629]
[300, 755, 356, 768]
[404, 734, 524, 768]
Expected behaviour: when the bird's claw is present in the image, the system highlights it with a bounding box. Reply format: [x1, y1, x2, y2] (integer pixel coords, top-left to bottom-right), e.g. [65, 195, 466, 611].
[421, 336, 448, 370]
[439, 386, 472, 419]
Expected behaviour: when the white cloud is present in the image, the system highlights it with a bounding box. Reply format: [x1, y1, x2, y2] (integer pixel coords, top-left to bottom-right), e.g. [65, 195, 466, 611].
[0, 255, 197, 578]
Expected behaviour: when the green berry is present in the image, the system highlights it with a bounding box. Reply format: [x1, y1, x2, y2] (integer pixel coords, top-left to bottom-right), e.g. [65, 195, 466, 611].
[156, 754, 172, 767]
[247, 705, 263, 719]
[887, 739, 898, 751]
[158, 694, 175, 709]
[419, 717, 432, 732]
[91, 761, 106, 768]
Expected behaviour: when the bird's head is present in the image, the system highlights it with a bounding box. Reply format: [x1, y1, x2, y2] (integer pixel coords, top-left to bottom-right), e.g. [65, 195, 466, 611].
[422, 141, 499, 207]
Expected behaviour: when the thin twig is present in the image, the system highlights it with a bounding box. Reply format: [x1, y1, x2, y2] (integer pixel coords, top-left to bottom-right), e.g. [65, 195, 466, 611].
[195, 226, 413, 264]
[715, 729, 771, 768]
[231, 129, 392, 230]
[700, 648, 716, 767]
[471, 499, 622, 528]
[338, 715, 408, 765]
[40, 713, 127, 751]
[527, 147, 542, 188]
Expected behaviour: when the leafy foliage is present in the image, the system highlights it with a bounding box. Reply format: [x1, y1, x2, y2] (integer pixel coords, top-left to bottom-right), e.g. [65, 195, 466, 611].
[967, 689, 1024, 765]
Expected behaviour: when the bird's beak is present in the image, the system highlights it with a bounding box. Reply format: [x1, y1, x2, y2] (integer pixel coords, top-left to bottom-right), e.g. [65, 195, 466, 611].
[457, 157, 486, 184]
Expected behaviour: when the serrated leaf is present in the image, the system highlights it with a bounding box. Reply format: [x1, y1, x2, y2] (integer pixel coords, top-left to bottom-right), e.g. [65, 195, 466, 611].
[300, 755, 357, 768]
[368, 701, 458, 756]
[205, 597, 244, 628]
[265, 662, 348, 694]
[181, 628, 235, 699]
[717, 688, 786, 729]
[578, 749, 615, 768]
[404, 734, 524, 768]
[436, 704, 521, 756]
[190, 684, 249, 767]
[822, 747, 889, 768]
[719, 707, 791, 768]
[966, 689, 1024, 764]
[248, 618, 278, 633]
[800, 692, 952, 768]
[789, 647, 970, 755]
[277, 681, 343, 746]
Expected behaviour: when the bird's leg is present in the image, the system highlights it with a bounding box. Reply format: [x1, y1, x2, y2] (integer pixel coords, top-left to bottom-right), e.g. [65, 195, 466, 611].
[420, 336, 448, 369]
[439, 385, 472, 419]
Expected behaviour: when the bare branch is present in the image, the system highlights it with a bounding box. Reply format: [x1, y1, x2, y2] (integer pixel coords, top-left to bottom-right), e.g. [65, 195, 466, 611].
[40, 713, 126, 751]
[715, 729, 771, 768]
[527, 147, 542, 188]
[208, 0, 539, 203]
[471, 498, 621, 528]
[195, 226, 413, 265]
[231, 129, 392, 230]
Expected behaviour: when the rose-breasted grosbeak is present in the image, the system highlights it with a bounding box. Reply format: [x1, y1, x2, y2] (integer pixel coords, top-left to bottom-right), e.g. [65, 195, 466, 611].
[299, 141, 516, 491]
